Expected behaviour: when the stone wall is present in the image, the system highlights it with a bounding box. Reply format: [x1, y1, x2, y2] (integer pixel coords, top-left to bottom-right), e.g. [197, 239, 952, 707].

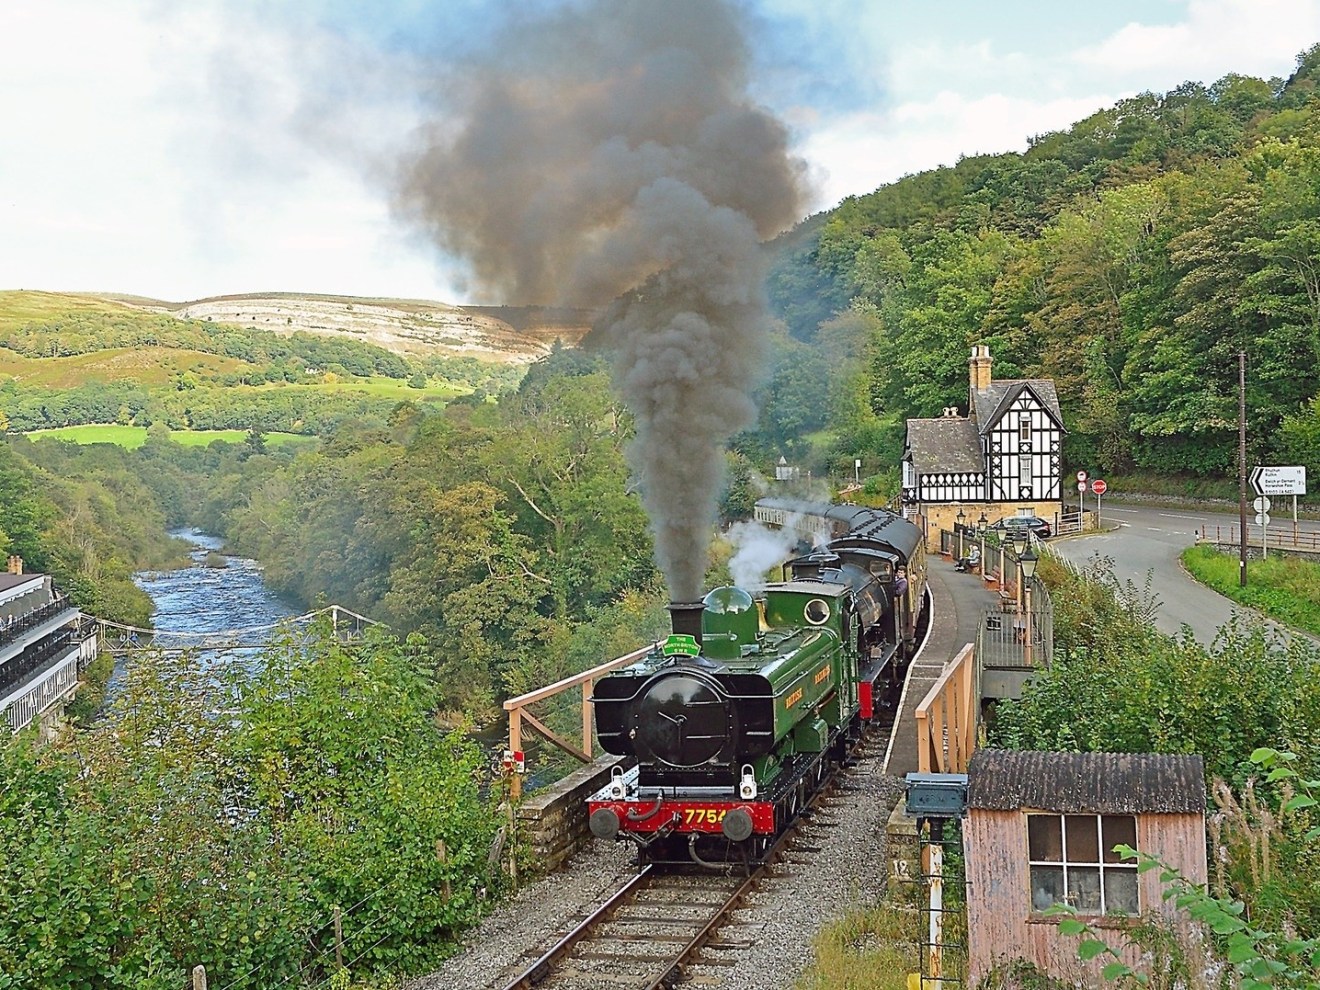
[516, 755, 628, 873]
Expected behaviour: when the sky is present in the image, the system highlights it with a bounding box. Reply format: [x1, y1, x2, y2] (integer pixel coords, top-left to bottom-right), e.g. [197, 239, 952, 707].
[3, 0, 1319, 305]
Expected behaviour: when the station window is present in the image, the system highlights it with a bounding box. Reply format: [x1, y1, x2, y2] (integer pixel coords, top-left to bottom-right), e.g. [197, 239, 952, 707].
[1027, 814, 1139, 915]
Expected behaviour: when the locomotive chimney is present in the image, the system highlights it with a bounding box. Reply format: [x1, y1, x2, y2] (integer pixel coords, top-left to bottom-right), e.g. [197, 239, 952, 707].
[667, 601, 705, 648]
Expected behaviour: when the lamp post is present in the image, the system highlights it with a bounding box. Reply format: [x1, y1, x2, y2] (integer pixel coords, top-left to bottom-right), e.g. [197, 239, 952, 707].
[956, 508, 966, 560]
[1020, 545, 1039, 666]
[978, 512, 988, 577]
[1012, 532, 1027, 615]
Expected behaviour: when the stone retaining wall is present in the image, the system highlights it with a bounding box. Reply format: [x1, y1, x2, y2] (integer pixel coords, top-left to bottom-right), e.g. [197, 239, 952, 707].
[516, 755, 628, 872]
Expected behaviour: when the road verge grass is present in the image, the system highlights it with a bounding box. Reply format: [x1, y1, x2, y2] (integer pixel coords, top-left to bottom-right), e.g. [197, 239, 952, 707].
[1181, 544, 1320, 637]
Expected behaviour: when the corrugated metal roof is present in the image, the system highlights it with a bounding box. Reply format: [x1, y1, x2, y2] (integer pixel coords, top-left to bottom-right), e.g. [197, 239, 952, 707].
[906, 417, 983, 473]
[968, 749, 1206, 814]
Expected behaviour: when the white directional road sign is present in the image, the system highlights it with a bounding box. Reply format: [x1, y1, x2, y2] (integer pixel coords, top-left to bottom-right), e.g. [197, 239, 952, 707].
[1256, 512, 1271, 527]
[1253, 496, 1271, 514]
[1250, 465, 1307, 496]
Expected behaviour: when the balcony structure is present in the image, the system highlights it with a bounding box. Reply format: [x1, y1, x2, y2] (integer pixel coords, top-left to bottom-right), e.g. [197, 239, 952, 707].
[0, 561, 95, 736]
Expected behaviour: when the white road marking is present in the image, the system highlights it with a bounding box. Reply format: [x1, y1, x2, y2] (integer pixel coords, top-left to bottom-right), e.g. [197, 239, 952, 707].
[1107, 508, 1139, 513]
[1146, 527, 1165, 532]
[1159, 513, 1209, 520]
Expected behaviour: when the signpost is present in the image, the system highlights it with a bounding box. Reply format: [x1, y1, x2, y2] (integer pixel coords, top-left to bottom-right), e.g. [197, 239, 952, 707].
[1091, 479, 1107, 527]
[1076, 471, 1088, 517]
[1250, 466, 1307, 536]
[1253, 496, 1271, 559]
[1250, 465, 1306, 496]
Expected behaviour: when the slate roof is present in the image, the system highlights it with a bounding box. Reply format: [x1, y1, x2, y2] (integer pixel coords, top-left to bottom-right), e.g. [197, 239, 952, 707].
[971, 380, 1065, 435]
[0, 574, 42, 594]
[968, 749, 1206, 814]
[905, 417, 983, 474]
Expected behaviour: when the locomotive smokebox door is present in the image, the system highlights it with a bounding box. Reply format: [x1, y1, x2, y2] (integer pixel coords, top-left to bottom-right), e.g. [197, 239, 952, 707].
[904, 772, 969, 818]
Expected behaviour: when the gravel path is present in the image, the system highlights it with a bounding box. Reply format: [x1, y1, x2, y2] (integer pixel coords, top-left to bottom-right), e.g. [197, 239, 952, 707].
[407, 741, 905, 990]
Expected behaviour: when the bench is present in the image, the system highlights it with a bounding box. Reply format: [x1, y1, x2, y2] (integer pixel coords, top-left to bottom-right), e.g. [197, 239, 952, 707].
[997, 583, 1017, 612]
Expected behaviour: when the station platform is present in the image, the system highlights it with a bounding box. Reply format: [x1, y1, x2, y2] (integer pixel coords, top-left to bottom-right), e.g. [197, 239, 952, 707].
[882, 554, 1001, 777]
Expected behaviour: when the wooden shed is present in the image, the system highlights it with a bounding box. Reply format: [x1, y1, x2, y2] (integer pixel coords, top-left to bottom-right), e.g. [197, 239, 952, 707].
[964, 750, 1207, 986]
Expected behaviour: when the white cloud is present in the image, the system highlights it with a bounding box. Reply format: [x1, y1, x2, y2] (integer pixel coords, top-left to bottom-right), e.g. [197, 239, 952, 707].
[0, 0, 462, 301]
[1077, 0, 1320, 82]
[3, 0, 1319, 301]
[803, 92, 1107, 210]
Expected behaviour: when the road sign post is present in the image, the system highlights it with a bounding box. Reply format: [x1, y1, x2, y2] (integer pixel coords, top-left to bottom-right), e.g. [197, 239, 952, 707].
[1091, 479, 1107, 527]
[1250, 465, 1307, 497]
[1253, 497, 1271, 559]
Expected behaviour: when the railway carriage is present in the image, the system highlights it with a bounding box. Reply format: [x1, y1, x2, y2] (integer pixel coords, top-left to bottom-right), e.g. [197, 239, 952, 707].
[587, 498, 928, 865]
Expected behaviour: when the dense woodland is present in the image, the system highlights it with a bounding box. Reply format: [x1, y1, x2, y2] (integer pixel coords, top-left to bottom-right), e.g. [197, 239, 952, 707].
[760, 44, 1320, 489]
[5, 46, 1320, 988]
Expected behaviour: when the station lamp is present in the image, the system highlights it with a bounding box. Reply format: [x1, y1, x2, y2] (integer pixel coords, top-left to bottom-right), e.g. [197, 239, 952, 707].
[1019, 545, 1038, 580]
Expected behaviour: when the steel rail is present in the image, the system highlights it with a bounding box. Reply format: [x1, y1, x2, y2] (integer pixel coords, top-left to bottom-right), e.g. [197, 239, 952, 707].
[499, 864, 654, 990]
[638, 824, 801, 990]
[497, 661, 904, 990]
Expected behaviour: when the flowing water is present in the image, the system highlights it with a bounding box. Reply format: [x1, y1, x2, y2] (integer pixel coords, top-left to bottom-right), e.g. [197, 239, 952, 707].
[107, 530, 300, 695]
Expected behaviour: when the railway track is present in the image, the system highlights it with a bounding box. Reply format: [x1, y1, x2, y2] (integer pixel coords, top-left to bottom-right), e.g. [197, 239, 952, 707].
[499, 714, 897, 990]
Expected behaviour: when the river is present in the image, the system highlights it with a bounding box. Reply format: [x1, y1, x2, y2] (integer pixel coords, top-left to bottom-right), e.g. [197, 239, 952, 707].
[108, 530, 300, 694]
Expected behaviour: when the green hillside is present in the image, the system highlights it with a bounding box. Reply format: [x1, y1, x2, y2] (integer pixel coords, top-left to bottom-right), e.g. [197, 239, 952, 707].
[0, 291, 522, 436]
[756, 44, 1320, 489]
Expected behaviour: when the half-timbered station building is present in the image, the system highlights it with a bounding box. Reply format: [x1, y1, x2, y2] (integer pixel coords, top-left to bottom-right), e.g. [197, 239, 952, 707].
[902, 345, 1064, 548]
[964, 749, 1208, 986]
[0, 556, 94, 737]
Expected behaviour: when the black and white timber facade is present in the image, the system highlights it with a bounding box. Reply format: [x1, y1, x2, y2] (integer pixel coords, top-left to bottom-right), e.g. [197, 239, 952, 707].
[902, 346, 1065, 544]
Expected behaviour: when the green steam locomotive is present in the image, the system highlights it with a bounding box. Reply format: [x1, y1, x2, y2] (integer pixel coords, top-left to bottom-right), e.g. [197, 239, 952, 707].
[587, 498, 927, 865]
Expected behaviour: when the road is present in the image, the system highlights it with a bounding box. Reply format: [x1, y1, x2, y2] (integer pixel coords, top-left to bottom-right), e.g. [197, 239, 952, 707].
[1048, 502, 1320, 645]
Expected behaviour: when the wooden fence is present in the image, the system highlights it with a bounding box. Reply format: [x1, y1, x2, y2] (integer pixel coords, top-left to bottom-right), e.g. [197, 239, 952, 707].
[913, 643, 978, 774]
[503, 643, 653, 799]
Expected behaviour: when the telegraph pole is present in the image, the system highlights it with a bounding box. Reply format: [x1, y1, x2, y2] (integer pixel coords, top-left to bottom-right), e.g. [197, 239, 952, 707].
[1239, 349, 1247, 588]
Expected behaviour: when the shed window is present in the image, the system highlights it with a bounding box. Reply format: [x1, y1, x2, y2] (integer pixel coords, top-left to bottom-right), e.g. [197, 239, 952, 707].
[1027, 814, 1138, 915]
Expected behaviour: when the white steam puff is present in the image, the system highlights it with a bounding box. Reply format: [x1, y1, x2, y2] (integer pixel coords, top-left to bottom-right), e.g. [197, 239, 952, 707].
[396, 0, 808, 601]
[727, 521, 800, 590]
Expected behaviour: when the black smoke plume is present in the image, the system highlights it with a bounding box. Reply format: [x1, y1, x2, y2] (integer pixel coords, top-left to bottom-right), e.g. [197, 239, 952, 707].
[398, 0, 807, 600]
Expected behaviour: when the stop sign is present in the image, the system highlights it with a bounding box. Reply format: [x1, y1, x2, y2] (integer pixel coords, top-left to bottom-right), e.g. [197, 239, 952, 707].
[1091, 479, 1107, 495]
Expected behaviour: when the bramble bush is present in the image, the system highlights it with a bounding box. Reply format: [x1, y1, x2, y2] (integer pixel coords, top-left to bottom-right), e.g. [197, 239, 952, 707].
[0, 627, 503, 989]
[996, 553, 1320, 948]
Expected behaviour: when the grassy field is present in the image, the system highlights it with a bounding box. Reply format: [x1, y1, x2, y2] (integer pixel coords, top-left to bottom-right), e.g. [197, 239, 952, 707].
[26, 425, 311, 449]
[0, 346, 252, 387]
[1182, 544, 1320, 637]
